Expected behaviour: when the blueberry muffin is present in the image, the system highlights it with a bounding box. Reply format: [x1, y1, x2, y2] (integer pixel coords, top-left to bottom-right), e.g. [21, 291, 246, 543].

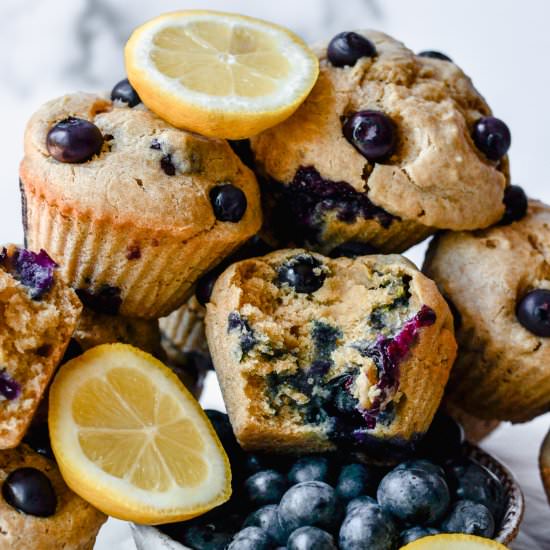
[20, 91, 262, 318]
[74, 307, 162, 356]
[0, 443, 106, 549]
[251, 31, 510, 255]
[540, 427, 550, 503]
[205, 250, 456, 457]
[0, 245, 81, 449]
[424, 200, 550, 422]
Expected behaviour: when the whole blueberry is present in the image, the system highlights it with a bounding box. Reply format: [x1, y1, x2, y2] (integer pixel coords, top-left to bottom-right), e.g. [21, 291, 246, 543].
[111, 78, 141, 107]
[346, 495, 378, 516]
[399, 526, 440, 545]
[327, 32, 377, 67]
[288, 526, 337, 550]
[278, 481, 340, 534]
[47, 117, 104, 163]
[418, 50, 452, 62]
[227, 526, 273, 550]
[288, 456, 332, 485]
[210, 184, 247, 222]
[339, 505, 398, 550]
[500, 185, 528, 225]
[395, 459, 445, 479]
[329, 241, 378, 258]
[245, 470, 288, 507]
[516, 289, 550, 337]
[343, 110, 396, 161]
[22, 423, 54, 459]
[377, 467, 450, 525]
[418, 411, 464, 461]
[277, 255, 326, 294]
[441, 500, 495, 538]
[244, 505, 286, 546]
[2, 467, 57, 517]
[472, 116, 511, 160]
[335, 463, 377, 502]
[180, 524, 233, 550]
[445, 457, 505, 520]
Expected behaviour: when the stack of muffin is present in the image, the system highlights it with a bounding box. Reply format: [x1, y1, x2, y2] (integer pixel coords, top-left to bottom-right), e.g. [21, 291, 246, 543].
[1, 18, 549, 549]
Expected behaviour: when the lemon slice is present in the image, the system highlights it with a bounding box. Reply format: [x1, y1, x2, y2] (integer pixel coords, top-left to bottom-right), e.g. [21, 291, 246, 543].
[48, 344, 231, 524]
[400, 534, 509, 549]
[125, 10, 319, 139]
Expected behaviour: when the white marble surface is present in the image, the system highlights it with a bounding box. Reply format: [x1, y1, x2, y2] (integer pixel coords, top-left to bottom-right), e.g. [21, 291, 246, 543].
[1, 1, 549, 548]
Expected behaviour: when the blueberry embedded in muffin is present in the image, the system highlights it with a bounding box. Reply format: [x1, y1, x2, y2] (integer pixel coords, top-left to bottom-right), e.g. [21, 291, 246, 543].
[423, 199, 550, 421]
[0, 444, 106, 549]
[251, 30, 509, 255]
[205, 250, 456, 456]
[0, 245, 81, 449]
[20, 92, 262, 318]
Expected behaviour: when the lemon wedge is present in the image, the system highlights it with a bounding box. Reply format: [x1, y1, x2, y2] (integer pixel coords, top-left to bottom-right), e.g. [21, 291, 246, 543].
[48, 343, 231, 524]
[125, 10, 319, 139]
[400, 534, 509, 549]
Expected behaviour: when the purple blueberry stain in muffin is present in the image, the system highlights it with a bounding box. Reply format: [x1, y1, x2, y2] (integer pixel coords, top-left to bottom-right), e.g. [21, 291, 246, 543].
[228, 312, 257, 356]
[268, 167, 397, 247]
[1, 248, 58, 300]
[76, 284, 122, 315]
[0, 369, 21, 401]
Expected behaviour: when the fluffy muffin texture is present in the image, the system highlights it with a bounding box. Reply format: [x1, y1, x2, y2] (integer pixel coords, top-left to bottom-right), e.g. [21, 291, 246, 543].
[0, 245, 81, 449]
[251, 30, 508, 254]
[0, 444, 106, 549]
[206, 249, 456, 456]
[20, 93, 262, 318]
[424, 200, 550, 422]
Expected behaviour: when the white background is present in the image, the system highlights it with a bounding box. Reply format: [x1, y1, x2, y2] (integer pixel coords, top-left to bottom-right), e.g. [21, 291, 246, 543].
[0, 1, 548, 548]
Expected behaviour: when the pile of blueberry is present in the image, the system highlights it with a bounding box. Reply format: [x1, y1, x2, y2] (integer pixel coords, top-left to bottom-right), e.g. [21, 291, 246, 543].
[159, 411, 506, 550]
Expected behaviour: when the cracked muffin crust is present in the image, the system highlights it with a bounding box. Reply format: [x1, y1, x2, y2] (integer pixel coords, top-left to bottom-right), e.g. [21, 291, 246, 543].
[20, 93, 262, 318]
[424, 200, 550, 422]
[0, 245, 81, 449]
[0, 444, 106, 549]
[251, 30, 508, 254]
[205, 249, 456, 457]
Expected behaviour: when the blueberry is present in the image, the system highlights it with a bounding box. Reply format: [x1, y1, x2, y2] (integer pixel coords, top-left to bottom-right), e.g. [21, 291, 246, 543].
[418, 50, 452, 62]
[500, 185, 528, 225]
[516, 289, 550, 337]
[377, 467, 450, 525]
[445, 457, 505, 520]
[327, 32, 377, 67]
[180, 524, 233, 549]
[329, 241, 378, 258]
[288, 456, 332, 485]
[111, 78, 141, 107]
[13, 248, 57, 300]
[244, 505, 286, 546]
[2, 467, 57, 517]
[47, 117, 104, 163]
[245, 470, 288, 507]
[227, 526, 273, 550]
[441, 500, 495, 538]
[472, 116, 511, 161]
[399, 526, 440, 545]
[287, 526, 337, 550]
[277, 255, 326, 294]
[210, 184, 247, 222]
[418, 411, 464, 461]
[161, 154, 176, 176]
[278, 481, 340, 534]
[395, 460, 445, 479]
[22, 423, 54, 459]
[335, 463, 377, 502]
[339, 504, 398, 550]
[0, 369, 21, 401]
[346, 495, 378, 516]
[343, 111, 396, 161]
